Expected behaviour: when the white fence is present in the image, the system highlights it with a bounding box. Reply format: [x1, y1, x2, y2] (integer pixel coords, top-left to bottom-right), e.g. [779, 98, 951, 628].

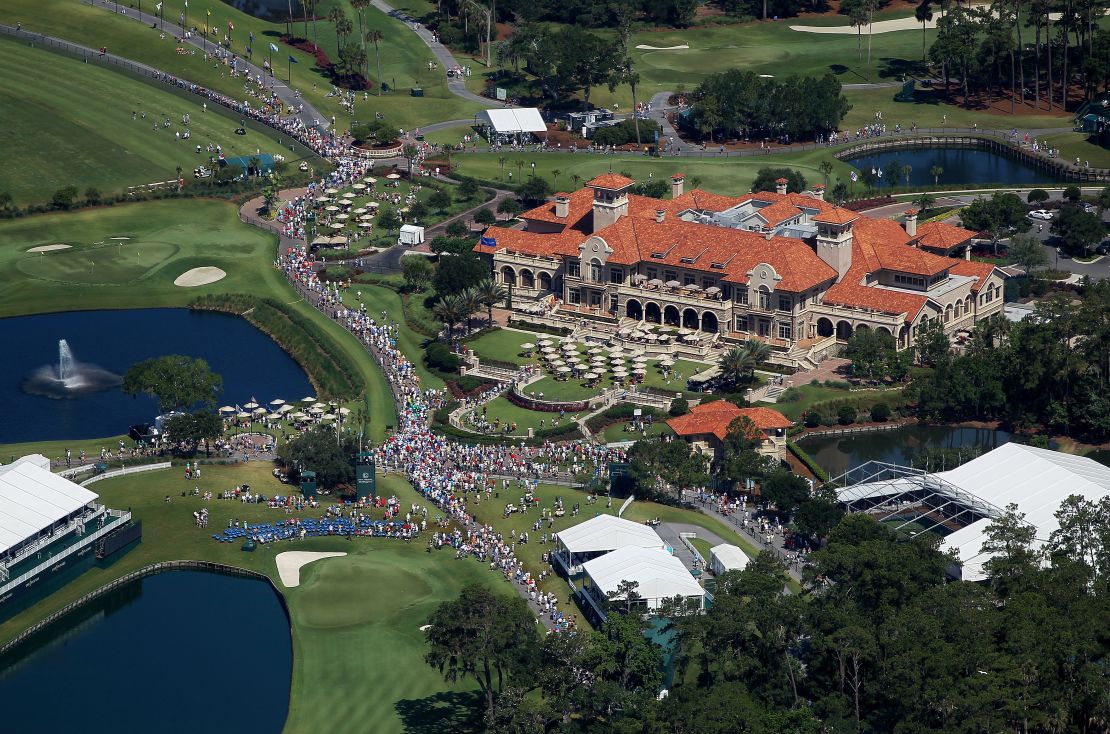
[81, 462, 172, 486]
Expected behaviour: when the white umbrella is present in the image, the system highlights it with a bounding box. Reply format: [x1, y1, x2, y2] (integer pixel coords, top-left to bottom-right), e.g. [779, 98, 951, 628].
[252, 406, 268, 415]
[243, 401, 259, 409]
[302, 396, 317, 403]
[338, 407, 351, 415]
[633, 367, 647, 374]
[279, 404, 295, 413]
[309, 405, 324, 414]
[589, 346, 604, 354]
[236, 411, 251, 419]
[646, 333, 659, 342]
[648, 278, 663, 287]
[218, 406, 235, 413]
[354, 207, 368, 214]
[270, 398, 285, 406]
[364, 176, 377, 183]
[336, 213, 350, 220]
[584, 371, 599, 380]
[314, 196, 329, 203]
[613, 368, 628, 376]
[678, 328, 691, 336]
[352, 183, 367, 190]
[386, 173, 401, 180]
[321, 413, 337, 421]
[557, 366, 571, 373]
[359, 222, 373, 228]
[290, 412, 307, 420]
[666, 280, 681, 288]
[330, 223, 345, 229]
[325, 188, 339, 194]
[520, 342, 535, 350]
[366, 201, 380, 208]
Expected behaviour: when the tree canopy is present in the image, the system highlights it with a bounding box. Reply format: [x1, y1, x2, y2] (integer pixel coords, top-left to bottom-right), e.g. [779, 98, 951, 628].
[122, 355, 222, 413]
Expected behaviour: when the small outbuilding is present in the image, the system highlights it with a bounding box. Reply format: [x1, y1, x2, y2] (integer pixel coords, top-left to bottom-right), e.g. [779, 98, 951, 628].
[709, 544, 750, 575]
[398, 224, 425, 246]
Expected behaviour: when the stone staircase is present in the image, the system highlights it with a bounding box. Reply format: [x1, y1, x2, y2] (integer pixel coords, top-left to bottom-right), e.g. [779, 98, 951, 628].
[762, 383, 788, 403]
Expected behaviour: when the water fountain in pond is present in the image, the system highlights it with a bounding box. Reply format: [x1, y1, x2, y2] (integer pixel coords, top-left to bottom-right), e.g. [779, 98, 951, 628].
[22, 339, 122, 399]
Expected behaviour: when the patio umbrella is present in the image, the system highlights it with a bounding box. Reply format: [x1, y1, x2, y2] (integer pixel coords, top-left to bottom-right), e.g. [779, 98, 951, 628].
[684, 283, 700, 292]
[541, 346, 557, 354]
[520, 342, 535, 351]
[657, 334, 670, 342]
[354, 208, 368, 214]
[314, 196, 329, 203]
[218, 406, 235, 413]
[279, 404, 295, 413]
[538, 338, 553, 346]
[243, 401, 259, 409]
[325, 188, 339, 194]
[359, 222, 373, 228]
[584, 372, 599, 380]
[236, 411, 251, 419]
[290, 412, 307, 421]
[321, 413, 337, 421]
[352, 183, 367, 190]
[666, 280, 681, 288]
[336, 213, 350, 220]
[338, 407, 351, 415]
[252, 407, 268, 416]
[633, 367, 647, 374]
[613, 368, 628, 377]
[677, 328, 691, 336]
[632, 273, 647, 283]
[649, 278, 663, 287]
[646, 333, 658, 342]
[562, 343, 577, 352]
[309, 405, 324, 414]
[557, 366, 571, 373]
[330, 223, 345, 229]
[302, 396, 316, 403]
[705, 286, 720, 295]
[589, 346, 604, 354]
[269, 398, 285, 406]
[366, 201, 380, 208]
[364, 177, 377, 183]
[386, 173, 401, 180]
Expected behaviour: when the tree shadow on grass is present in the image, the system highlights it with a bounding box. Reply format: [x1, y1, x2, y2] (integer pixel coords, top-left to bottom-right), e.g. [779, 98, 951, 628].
[395, 690, 486, 734]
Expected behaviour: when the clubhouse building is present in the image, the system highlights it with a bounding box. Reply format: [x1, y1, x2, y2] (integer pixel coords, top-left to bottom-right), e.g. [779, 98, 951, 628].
[476, 174, 1005, 367]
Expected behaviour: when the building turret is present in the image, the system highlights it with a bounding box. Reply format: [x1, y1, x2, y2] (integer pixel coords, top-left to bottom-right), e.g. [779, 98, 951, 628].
[587, 174, 635, 233]
[812, 208, 859, 282]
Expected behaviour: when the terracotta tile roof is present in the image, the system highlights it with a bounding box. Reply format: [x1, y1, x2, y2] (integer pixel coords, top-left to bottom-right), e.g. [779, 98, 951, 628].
[668, 189, 748, 214]
[912, 221, 977, 254]
[521, 188, 595, 227]
[948, 259, 1000, 291]
[671, 173, 685, 180]
[587, 173, 635, 190]
[472, 226, 581, 258]
[593, 216, 836, 291]
[852, 218, 953, 277]
[823, 281, 931, 322]
[753, 200, 805, 227]
[667, 402, 790, 441]
[812, 207, 860, 225]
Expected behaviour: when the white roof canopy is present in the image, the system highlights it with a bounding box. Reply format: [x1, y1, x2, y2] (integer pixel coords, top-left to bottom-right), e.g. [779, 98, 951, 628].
[555, 514, 666, 555]
[0, 460, 99, 555]
[938, 444, 1110, 580]
[584, 546, 705, 601]
[709, 544, 750, 572]
[478, 108, 546, 134]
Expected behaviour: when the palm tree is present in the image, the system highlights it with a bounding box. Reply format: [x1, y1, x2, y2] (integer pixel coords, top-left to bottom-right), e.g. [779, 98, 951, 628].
[299, 0, 310, 39]
[366, 29, 383, 94]
[551, 168, 562, 189]
[473, 279, 507, 326]
[930, 165, 943, 185]
[498, 156, 507, 179]
[742, 340, 771, 377]
[901, 164, 913, 186]
[434, 295, 462, 340]
[457, 288, 483, 334]
[571, 173, 581, 189]
[336, 16, 353, 48]
[719, 346, 755, 389]
[916, 192, 937, 212]
[819, 160, 834, 189]
[327, 7, 345, 52]
[351, 0, 368, 54]
[915, 0, 933, 59]
[402, 143, 419, 174]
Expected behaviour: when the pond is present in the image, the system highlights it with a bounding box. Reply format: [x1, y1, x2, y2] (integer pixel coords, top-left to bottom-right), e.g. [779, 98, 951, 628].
[224, 0, 296, 22]
[0, 569, 291, 733]
[0, 309, 312, 444]
[844, 146, 1061, 187]
[801, 425, 1012, 478]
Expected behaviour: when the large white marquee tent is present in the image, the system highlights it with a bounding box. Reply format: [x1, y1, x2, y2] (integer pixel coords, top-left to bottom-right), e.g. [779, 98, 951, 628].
[0, 455, 99, 560]
[582, 546, 705, 614]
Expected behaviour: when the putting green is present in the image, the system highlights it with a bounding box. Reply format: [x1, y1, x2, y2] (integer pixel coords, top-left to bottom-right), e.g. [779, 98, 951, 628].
[17, 240, 180, 285]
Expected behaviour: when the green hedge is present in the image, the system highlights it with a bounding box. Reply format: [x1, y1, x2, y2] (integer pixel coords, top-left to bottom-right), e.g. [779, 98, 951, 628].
[787, 441, 830, 483]
[805, 390, 908, 423]
[191, 294, 363, 399]
[507, 319, 571, 336]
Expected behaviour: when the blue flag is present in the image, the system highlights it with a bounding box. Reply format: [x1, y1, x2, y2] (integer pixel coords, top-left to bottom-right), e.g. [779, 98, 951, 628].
[479, 235, 497, 247]
[269, 42, 279, 53]
[289, 55, 298, 64]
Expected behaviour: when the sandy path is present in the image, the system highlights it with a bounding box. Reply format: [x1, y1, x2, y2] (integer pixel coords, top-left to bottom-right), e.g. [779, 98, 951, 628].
[174, 266, 227, 286]
[275, 551, 348, 587]
[26, 244, 72, 253]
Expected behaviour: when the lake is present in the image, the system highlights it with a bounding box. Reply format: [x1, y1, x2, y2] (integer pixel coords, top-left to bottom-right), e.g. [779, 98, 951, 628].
[0, 309, 312, 444]
[844, 147, 1061, 187]
[0, 569, 291, 733]
[801, 425, 1012, 478]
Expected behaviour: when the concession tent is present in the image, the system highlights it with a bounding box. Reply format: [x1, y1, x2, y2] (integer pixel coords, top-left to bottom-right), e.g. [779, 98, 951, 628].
[709, 544, 750, 575]
[553, 514, 666, 574]
[476, 108, 547, 144]
[0, 456, 99, 561]
[580, 546, 705, 618]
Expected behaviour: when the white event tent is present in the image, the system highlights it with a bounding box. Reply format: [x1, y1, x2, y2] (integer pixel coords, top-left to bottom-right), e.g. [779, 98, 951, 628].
[0, 456, 99, 561]
[476, 108, 546, 143]
[709, 544, 750, 575]
[553, 514, 666, 574]
[581, 546, 705, 617]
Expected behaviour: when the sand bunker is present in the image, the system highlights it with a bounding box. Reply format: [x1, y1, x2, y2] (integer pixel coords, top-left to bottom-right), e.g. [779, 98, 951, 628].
[791, 16, 934, 33]
[635, 43, 690, 50]
[174, 266, 227, 287]
[276, 551, 348, 588]
[420, 624, 433, 632]
[27, 244, 72, 253]
[109, 236, 131, 240]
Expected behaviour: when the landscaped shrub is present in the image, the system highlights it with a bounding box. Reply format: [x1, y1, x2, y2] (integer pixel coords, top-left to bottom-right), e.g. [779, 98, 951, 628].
[424, 342, 460, 372]
[669, 397, 690, 417]
[837, 406, 857, 425]
[870, 402, 892, 422]
[788, 441, 830, 483]
[804, 411, 823, 428]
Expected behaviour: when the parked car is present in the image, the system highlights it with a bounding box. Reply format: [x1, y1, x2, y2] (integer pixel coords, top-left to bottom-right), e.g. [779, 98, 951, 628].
[1082, 202, 1097, 214]
[1028, 209, 1054, 220]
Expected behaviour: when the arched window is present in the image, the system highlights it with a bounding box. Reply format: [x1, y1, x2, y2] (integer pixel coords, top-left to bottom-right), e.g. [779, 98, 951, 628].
[590, 258, 602, 282]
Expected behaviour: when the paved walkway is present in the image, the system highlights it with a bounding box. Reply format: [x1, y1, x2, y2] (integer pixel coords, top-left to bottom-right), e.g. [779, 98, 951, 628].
[81, 0, 328, 130]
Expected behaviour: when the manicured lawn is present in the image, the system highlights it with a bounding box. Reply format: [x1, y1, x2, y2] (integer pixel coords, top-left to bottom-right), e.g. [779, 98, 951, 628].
[465, 328, 535, 366]
[597, 420, 674, 444]
[466, 396, 583, 435]
[0, 435, 133, 467]
[0, 465, 514, 734]
[1039, 131, 1110, 169]
[767, 382, 904, 421]
[452, 148, 856, 195]
[0, 38, 325, 205]
[689, 536, 714, 563]
[0, 199, 395, 443]
[340, 284, 445, 390]
[839, 86, 1071, 131]
[7, 0, 483, 131]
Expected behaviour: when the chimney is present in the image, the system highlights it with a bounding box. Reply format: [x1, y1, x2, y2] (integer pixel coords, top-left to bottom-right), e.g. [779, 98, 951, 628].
[904, 208, 918, 237]
[655, 209, 666, 223]
[812, 184, 825, 201]
[775, 177, 789, 195]
[554, 193, 570, 219]
[671, 173, 684, 198]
